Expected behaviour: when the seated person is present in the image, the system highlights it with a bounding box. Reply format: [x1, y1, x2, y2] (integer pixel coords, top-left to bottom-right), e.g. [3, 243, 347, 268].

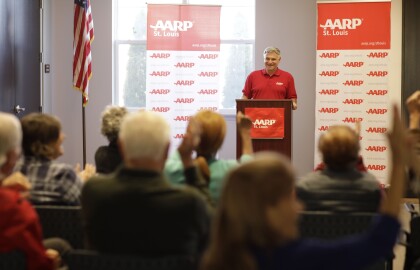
[200, 105, 410, 270]
[81, 110, 211, 257]
[15, 113, 86, 206]
[406, 90, 420, 194]
[165, 110, 253, 203]
[95, 105, 127, 174]
[0, 112, 61, 270]
[296, 125, 381, 212]
[313, 122, 368, 172]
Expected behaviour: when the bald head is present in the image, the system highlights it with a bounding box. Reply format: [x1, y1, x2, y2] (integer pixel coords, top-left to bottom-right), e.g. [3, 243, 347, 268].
[318, 125, 360, 171]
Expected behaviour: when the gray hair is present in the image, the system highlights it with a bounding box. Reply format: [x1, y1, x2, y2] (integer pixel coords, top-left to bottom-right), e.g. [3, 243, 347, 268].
[0, 112, 22, 168]
[119, 110, 170, 161]
[101, 106, 128, 142]
[263, 46, 281, 57]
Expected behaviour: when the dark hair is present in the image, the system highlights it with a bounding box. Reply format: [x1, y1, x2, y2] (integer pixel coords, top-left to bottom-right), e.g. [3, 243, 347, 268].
[21, 113, 61, 158]
[200, 152, 295, 270]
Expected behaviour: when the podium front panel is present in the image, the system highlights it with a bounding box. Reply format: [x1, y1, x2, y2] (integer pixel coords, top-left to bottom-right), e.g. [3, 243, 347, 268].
[236, 99, 292, 159]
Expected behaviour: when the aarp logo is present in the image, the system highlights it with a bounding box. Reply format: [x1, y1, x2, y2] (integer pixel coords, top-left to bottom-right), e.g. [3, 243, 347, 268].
[150, 20, 193, 32]
[320, 18, 362, 30]
[253, 119, 276, 128]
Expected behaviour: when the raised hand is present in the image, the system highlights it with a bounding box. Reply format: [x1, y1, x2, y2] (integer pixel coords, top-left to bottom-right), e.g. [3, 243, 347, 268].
[237, 111, 252, 131]
[237, 111, 253, 155]
[178, 117, 202, 168]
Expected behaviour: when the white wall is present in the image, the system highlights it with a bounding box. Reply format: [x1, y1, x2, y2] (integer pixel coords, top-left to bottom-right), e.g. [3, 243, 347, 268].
[255, 0, 317, 176]
[46, 0, 112, 166]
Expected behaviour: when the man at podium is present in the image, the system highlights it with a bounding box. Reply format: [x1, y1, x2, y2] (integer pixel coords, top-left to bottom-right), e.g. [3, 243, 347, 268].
[241, 46, 298, 110]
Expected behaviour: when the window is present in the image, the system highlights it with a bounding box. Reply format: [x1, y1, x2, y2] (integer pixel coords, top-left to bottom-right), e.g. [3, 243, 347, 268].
[113, 0, 255, 110]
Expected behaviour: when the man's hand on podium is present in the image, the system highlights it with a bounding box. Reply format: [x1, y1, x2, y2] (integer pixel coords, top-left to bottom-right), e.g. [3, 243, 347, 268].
[292, 99, 297, 110]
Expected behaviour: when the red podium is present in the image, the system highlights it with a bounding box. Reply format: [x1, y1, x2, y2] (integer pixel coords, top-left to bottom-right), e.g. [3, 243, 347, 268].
[236, 99, 292, 159]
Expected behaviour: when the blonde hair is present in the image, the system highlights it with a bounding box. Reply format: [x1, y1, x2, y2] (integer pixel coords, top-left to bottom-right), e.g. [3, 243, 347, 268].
[119, 110, 170, 161]
[201, 152, 295, 270]
[194, 110, 226, 157]
[0, 113, 21, 168]
[318, 125, 360, 170]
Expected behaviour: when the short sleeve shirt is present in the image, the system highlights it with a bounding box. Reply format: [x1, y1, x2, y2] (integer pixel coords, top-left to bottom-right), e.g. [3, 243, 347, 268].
[242, 68, 297, 99]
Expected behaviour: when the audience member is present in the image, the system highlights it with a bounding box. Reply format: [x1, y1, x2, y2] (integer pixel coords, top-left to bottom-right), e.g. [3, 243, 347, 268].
[95, 105, 127, 174]
[297, 125, 381, 212]
[15, 113, 88, 205]
[200, 105, 410, 270]
[406, 90, 420, 194]
[0, 112, 65, 270]
[313, 122, 367, 172]
[81, 110, 211, 257]
[165, 110, 253, 203]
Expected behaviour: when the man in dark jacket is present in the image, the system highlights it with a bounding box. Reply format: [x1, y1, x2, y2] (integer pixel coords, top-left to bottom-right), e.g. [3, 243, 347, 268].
[82, 110, 211, 257]
[297, 125, 382, 212]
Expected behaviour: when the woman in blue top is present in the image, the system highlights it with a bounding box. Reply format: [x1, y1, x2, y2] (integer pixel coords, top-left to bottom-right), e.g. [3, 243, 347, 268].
[201, 105, 413, 270]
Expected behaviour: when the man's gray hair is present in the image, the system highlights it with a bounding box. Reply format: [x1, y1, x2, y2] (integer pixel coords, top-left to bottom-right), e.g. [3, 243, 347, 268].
[119, 110, 170, 161]
[0, 112, 21, 168]
[263, 46, 281, 57]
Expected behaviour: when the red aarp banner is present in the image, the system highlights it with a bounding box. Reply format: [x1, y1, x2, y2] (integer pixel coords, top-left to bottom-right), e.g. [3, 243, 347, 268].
[147, 4, 220, 51]
[315, 1, 391, 183]
[146, 4, 221, 152]
[245, 108, 284, 139]
[317, 2, 390, 50]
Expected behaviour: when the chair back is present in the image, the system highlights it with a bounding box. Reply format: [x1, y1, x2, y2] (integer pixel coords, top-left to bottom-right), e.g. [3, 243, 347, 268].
[299, 211, 375, 238]
[65, 250, 196, 270]
[299, 211, 391, 270]
[35, 205, 84, 249]
[0, 251, 25, 270]
[406, 214, 420, 270]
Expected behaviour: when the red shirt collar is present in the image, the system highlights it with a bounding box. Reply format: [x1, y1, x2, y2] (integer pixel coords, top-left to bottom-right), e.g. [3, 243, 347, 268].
[262, 68, 281, 77]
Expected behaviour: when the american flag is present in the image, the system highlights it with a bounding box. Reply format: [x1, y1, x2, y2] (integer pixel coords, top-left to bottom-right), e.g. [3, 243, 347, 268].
[73, 0, 94, 107]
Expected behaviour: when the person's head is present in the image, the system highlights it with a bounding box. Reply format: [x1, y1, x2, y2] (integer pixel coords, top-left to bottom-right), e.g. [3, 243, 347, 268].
[118, 110, 170, 170]
[194, 110, 226, 158]
[20, 113, 64, 160]
[0, 113, 22, 180]
[318, 125, 360, 171]
[100, 105, 128, 143]
[202, 152, 302, 270]
[263, 46, 281, 74]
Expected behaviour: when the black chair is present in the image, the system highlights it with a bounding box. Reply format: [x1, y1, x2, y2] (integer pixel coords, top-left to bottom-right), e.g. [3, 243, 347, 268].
[409, 215, 420, 269]
[34, 205, 85, 249]
[299, 211, 392, 270]
[0, 251, 25, 270]
[401, 203, 420, 270]
[64, 249, 196, 270]
[299, 211, 375, 238]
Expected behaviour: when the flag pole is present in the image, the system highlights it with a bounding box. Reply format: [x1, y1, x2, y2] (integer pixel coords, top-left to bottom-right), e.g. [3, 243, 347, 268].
[82, 97, 86, 168]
